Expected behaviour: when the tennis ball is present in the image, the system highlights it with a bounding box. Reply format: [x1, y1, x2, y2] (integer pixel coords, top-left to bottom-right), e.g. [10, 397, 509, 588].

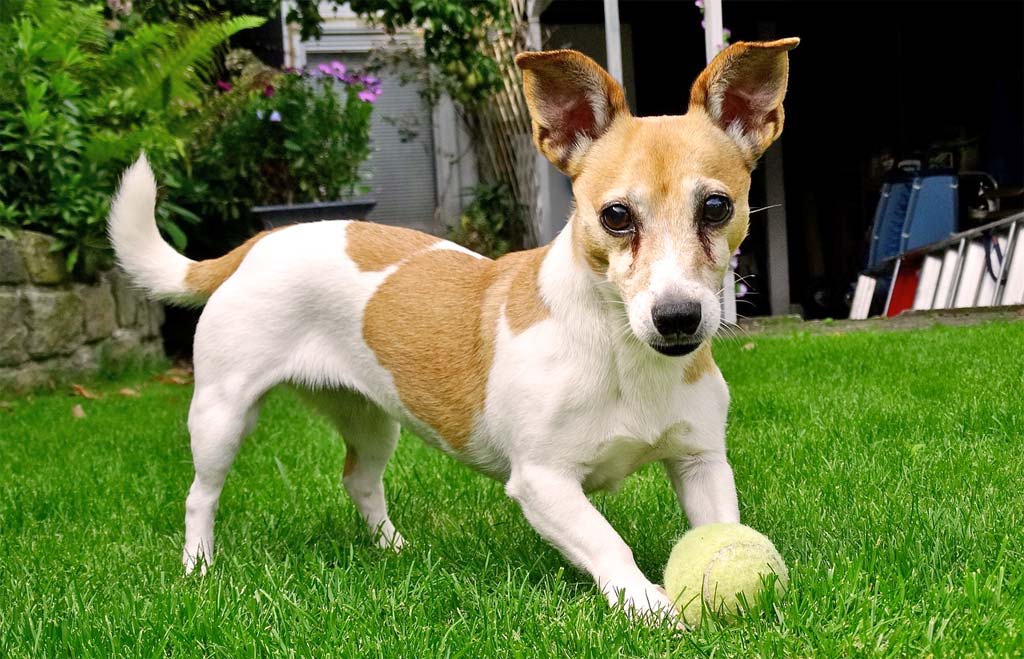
[663, 523, 788, 626]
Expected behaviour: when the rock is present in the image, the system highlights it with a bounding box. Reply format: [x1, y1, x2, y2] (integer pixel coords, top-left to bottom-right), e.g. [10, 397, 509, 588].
[0, 361, 52, 392]
[0, 238, 28, 284]
[107, 268, 143, 328]
[68, 345, 100, 375]
[141, 301, 165, 339]
[76, 279, 117, 342]
[101, 328, 143, 364]
[0, 291, 27, 366]
[139, 339, 166, 361]
[17, 231, 67, 284]
[24, 289, 85, 357]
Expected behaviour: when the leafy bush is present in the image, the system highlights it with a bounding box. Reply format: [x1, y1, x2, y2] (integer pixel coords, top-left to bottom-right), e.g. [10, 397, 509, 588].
[350, 0, 510, 108]
[448, 182, 527, 258]
[180, 50, 377, 246]
[134, 0, 336, 41]
[0, 0, 263, 274]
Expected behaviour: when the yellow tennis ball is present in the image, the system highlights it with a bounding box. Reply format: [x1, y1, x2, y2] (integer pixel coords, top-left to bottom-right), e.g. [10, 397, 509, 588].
[664, 523, 788, 626]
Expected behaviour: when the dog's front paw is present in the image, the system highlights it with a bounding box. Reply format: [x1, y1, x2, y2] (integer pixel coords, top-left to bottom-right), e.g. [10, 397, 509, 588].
[375, 529, 405, 552]
[605, 582, 679, 624]
[182, 547, 209, 576]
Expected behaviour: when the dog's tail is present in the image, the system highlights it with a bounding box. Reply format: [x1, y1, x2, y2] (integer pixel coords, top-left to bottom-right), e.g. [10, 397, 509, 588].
[108, 155, 264, 305]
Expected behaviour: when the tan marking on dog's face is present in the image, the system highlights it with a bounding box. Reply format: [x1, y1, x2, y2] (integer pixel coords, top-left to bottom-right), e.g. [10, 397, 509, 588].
[345, 221, 439, 272]
[518, 42, 793, 355]
[185, 230, 276, 297]
[683, 343, 716, 384]
[573, 112, 752, 295]
[363, 249, 497, 449]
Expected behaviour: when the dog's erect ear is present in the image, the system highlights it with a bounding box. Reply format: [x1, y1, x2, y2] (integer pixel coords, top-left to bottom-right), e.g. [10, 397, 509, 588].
[689, 37, 799, 161]
[516, 49, 629, 177]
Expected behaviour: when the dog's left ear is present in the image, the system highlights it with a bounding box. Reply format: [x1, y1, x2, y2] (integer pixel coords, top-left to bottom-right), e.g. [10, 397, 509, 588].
[689, 37, 799, 161]
[516, 49, 630, 177]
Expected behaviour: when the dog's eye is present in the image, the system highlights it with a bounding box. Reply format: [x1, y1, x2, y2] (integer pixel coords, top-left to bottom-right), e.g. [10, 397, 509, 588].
[702, 194, 733, 225]
[600, 203, 634, 235]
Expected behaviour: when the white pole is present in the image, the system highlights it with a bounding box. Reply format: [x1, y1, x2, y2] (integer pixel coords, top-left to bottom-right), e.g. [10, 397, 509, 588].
[702, 0, 725, 62]
[603, 0, 623, 85]
[702, 0, 737, 324]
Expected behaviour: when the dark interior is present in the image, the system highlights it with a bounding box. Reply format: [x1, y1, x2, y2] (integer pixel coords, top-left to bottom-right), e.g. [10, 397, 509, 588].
[543, 0, 1024, 318]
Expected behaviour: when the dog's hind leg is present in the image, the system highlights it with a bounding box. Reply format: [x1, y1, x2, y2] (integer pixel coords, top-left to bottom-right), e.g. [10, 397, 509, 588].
[182, 380, 263, 574]
[305, 391, 404, 550]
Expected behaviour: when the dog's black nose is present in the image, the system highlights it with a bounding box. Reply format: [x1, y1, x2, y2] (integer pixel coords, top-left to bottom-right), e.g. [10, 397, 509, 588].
[651, 300, 702, 337]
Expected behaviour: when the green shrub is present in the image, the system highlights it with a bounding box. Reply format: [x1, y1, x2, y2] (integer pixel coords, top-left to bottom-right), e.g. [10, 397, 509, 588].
[0, 0, 263, 274]
[448, 182, 527, 258]
[179, 50, 377, 247]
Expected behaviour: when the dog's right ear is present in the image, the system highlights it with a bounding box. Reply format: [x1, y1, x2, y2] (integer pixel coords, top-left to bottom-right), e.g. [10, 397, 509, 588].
[516, 50, 629, 177]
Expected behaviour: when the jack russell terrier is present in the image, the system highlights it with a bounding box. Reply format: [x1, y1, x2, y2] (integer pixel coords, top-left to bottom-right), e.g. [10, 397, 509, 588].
[109, 38, 797, 620]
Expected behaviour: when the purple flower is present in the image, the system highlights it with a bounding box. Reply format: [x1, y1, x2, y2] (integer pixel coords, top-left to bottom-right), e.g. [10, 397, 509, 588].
[216, 80, 232, 92]
[330, 61, 346, 77]
[269, 110, 282, 122]
[695, 0, 704, 8]
[263, 85, 275, 97]
[362, 76, 380, 87]
[317, 63, 332, 76]
[357, 89, 378, 103]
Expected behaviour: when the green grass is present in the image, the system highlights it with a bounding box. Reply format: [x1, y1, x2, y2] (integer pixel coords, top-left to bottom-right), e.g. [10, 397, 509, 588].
[2, 322, 1023, 657]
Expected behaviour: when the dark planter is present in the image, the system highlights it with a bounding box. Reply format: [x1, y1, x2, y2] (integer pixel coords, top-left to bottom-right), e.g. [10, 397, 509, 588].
[251, 199, 377, 229]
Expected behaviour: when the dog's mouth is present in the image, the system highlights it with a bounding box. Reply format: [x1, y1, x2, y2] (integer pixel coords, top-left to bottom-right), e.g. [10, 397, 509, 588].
[650, 341, 701, 357]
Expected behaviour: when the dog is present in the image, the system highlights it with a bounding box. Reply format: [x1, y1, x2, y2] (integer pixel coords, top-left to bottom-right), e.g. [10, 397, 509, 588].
[108, 38, 797, 620]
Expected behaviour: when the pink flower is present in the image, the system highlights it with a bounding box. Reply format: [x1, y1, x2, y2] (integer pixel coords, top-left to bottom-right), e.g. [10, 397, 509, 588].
[216, 80, 232, 92]
[358, 89, 378, 103]
[263, 85, 275, 97]
[330, 61, 346, 77]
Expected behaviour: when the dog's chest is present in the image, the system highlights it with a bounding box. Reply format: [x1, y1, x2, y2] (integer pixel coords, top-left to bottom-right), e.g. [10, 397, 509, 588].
[580, 419, 690, 493]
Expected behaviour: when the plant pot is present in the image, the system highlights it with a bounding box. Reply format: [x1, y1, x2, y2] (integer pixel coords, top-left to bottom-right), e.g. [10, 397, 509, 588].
[251, 199, 377, 229]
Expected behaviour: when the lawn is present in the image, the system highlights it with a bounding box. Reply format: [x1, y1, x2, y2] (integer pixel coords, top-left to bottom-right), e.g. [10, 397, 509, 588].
[1, 321, 1023, 657]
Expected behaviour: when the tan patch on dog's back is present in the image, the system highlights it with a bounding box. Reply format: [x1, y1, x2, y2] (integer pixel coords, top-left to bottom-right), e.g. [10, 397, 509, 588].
[185, 230, 276, 298]
[363, 246, 551, 448]
[345, 221, 439, 272]
[363, 249, 496, 449]
[684, 343, 716, 384]
[500, 246, 551, 334]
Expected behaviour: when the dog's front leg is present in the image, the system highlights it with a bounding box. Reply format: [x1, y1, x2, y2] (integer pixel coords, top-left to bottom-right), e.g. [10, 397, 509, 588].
[664, 450, 740, 527]
[505, 464, 674, 619]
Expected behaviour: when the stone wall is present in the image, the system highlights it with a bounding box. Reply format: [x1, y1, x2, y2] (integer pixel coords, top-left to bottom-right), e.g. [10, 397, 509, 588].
[0, 231, 165, 392]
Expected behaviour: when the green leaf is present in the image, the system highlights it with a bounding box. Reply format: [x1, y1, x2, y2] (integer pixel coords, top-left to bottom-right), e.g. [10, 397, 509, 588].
[159, 219, 188, 251]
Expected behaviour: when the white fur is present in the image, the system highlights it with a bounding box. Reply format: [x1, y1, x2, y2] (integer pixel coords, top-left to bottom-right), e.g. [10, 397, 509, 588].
[107, 154, 198, 305]
[110, 155, 739, 623]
